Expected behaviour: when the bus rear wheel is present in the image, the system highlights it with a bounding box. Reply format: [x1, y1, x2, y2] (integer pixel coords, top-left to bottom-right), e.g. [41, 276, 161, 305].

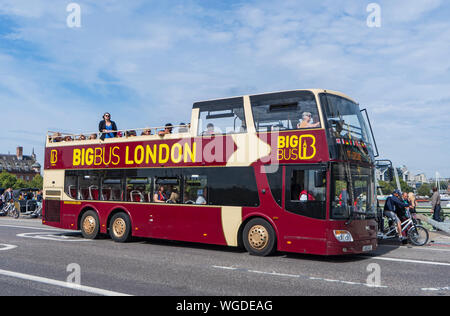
[80, 211, 100, 239]
[243, 218, 277, 257]
[109, 213, 132, 243]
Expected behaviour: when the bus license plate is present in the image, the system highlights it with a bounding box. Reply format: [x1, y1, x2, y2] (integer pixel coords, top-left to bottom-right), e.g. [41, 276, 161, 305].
[363, 245, 373, 252]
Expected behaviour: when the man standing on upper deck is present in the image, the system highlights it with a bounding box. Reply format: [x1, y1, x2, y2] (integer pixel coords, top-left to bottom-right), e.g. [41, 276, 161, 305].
[431, 187, 442, 222]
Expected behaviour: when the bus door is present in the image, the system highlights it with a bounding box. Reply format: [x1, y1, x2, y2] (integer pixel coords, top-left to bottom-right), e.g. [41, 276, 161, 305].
[283, 165, 327, 243]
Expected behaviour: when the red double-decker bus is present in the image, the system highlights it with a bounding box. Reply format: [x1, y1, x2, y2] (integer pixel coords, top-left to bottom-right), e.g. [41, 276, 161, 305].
[43, 89, 378, 256]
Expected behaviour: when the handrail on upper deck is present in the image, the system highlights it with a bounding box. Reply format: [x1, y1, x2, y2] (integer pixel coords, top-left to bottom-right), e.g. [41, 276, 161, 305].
[47, 123, 192, 144]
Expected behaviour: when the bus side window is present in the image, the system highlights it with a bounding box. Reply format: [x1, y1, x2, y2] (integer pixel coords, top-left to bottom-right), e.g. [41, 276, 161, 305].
[183, 174, 207, 205]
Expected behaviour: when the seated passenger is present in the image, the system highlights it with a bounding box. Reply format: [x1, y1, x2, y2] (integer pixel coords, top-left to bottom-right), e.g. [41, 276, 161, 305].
[203, 123, 215, 136]
[141, 129, 152, 136]
[126, 130, 137, 137]
[89, 133, 98, 140]
[195, 188, 207, 205]
[158, 123, 173, 136]
[51, 132, 63, 143]
[299, 189, 316, 202]
[64, 135, 73, 142]
[297, 112, 320, 129]
[168, 190, 179, 204]
[153, 185, 167, 203]
[78, 135, 87, 141]
[178, 123, 189, 133]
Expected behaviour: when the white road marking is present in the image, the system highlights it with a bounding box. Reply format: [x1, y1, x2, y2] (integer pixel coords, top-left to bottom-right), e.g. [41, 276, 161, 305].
[421, 286, 450, 292]
[16, 232, 90, 242]
[0, 268, 132, 296]
[366, 256, 450, 267]
[212, 266, 387, 288]
[0, 244, 17, 251]
[0, 224, 68, 232]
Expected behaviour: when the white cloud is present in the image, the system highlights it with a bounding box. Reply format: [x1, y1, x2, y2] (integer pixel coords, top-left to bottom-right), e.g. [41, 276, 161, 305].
[0, 0, 449, 176]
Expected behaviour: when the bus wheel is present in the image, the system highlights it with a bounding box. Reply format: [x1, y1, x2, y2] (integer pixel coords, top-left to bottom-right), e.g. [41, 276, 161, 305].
[80, 211, 100, 239]
[243, 218, 276, 257]
[109, 213, 132, 243]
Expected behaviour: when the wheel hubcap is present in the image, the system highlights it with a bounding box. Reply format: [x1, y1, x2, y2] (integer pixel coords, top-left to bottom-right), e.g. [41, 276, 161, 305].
[83, 216, 96, 235]
[248, 225, 269, 250]
[112, 218, 126, 238]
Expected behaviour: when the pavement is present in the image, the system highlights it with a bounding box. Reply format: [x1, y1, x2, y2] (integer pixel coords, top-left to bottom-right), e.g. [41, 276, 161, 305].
[0, 217, 449, 297]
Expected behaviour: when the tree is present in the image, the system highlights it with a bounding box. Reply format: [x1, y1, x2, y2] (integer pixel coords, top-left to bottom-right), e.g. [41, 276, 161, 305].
[418, 183, 432, 197]
[0, 171, 17, 189]
[29, 175, 43, 190]
[13, 179, 28, 190]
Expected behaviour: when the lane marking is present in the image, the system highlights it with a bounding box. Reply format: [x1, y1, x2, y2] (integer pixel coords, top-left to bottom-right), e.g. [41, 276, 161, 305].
[0, 269, 132, 296]
[365, 256, 450, 267]
[0, 244, 17, 251]
[212, 265, 387, 288]
[422, 286, 450, 292]
[0, 224, 69, 232]
[380, 244, 450, 253]
[16, 232, 90, 242]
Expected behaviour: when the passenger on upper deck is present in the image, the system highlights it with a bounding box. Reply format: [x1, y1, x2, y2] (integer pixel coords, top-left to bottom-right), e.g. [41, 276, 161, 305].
[99, 112, 118, 140]
[126, 130, 137, 137]
[297, 112, 320, 129]
[51, 132, 63, 143]
[158, 123, 173, 136]
[203, 123, 215, 136]
[141, 129, 152, 136]
[178, 123, 189, 133]
[78, 135, 86, 141]
[89, 134, 98, 140]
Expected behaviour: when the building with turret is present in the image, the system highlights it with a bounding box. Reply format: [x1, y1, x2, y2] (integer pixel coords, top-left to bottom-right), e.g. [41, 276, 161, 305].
[0, 147, 41, 181]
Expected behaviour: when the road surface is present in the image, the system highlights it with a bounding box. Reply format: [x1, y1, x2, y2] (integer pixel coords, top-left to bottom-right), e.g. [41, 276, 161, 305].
[0, 217, 449, 296]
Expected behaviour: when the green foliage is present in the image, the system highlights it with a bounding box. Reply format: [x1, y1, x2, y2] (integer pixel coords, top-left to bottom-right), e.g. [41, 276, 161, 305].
[0, 171, 17, 189]
[0, 171, 42, 190]
[28, 175, 43, 190]
[418, 183, 432, 197]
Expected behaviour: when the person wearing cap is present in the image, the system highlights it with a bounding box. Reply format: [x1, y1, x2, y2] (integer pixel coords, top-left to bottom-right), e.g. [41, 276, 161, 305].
[384, 189, 408, 241]
[99, 112, 118, 140]
[297, 112, 320, 129]
[158, 123, 173, 136]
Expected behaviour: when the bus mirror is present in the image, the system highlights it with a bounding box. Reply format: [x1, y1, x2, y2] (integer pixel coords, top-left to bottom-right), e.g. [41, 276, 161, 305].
[314, 171, 326, 187]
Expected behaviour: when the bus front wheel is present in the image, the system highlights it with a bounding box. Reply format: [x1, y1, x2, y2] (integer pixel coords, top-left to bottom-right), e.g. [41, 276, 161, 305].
[243, 218, 277, 257]
[80, 210, 100, 240]
[109, 213, 132, 243]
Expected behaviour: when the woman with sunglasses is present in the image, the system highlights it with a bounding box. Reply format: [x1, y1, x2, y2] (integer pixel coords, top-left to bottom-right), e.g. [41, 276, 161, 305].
[99, 112, 118, 140]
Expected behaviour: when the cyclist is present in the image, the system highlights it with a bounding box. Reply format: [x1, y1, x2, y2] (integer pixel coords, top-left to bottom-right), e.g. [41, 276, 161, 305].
[384, 189, 407, 241]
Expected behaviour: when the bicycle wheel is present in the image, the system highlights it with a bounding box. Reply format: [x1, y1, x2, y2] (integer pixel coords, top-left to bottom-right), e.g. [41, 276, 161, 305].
[408, 225, 429, 246]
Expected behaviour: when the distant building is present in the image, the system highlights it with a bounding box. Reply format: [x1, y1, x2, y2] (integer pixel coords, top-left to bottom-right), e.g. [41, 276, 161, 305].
[0, 147, 41, 182]
[413, 173, 428, 184]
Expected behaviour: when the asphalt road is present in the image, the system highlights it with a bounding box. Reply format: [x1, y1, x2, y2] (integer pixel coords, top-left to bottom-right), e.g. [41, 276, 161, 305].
[0, 217, 449, 297]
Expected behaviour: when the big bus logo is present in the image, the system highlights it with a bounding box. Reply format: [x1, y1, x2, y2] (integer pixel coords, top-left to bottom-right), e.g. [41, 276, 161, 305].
[50, 150, 58, 165]
[277, 134, 316, 161]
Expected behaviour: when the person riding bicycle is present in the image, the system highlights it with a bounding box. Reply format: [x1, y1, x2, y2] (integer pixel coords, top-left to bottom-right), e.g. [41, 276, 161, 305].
[384, 189, 408, 241]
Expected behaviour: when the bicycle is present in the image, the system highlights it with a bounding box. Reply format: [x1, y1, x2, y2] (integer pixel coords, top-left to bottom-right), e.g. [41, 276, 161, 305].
[378, 209, 429, 246]
[0, 201, 20, 219]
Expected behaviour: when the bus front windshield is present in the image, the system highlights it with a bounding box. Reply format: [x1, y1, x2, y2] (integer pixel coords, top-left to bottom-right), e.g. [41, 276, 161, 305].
[322, 93, 374, 161]
[331, 163, 376, 220]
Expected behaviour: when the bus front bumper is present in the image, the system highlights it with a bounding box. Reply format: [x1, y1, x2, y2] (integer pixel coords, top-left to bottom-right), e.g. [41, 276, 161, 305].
[326, 238, 377, 255]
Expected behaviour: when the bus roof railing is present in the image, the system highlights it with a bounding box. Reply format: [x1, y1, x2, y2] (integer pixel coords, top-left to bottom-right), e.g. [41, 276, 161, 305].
[47, 124, 191, 144]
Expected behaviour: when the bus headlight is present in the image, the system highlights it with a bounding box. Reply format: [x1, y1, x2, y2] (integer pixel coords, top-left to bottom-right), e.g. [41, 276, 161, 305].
[333, 230, 354, 242]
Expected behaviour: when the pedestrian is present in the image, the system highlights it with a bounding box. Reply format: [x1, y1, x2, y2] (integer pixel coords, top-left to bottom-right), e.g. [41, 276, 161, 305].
[99, 112, 118, 140]
[431, 187, 442, 222]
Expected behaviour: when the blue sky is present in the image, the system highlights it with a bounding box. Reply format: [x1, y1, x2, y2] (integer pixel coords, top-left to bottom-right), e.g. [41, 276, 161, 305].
[0, 0, 449, 177]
